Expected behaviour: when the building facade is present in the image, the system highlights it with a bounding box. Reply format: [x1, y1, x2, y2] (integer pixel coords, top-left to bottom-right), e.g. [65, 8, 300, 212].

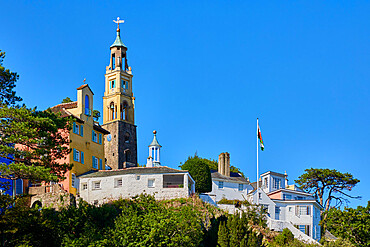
[202, 153, 252, 204]
[78, 167, 195, 204]
[50, 84, 109, 195]
[102, 22, 137, 169]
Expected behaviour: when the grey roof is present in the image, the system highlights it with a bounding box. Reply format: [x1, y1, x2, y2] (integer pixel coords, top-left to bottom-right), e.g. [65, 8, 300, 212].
[111, 30, 127, 48]
[249, 181, 263, 193]
[260, 171, 287, 178]
[149, 134, 161, 147]
[78, 166, 187, 178]
[211, 170, 249, 183]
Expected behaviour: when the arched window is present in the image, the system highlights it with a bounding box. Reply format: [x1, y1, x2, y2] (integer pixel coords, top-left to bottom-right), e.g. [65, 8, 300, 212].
[124, 132, 130, 143]
[121, 102, 128, 121]
[85, 95, 90, 115]
[110, 102, 115, 120]
[125, 150, 131, 163]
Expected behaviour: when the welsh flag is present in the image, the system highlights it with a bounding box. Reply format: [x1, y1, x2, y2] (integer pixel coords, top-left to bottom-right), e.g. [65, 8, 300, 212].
[258, 124, 264, 151]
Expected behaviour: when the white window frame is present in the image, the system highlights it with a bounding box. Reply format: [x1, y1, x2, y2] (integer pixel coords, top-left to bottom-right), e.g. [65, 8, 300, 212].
[82, 183, 87, 190]
[92, 181, 101, 190]
[148, 179, 155, 188]
[273, 177, 281, 189]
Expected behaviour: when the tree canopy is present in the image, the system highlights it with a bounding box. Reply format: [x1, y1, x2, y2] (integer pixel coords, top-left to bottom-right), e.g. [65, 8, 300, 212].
[180, 155, 212, 193]
[323, 201, 370, 247]
[0, 50, 21, 105]
[61, 97, 73, 103]
[295, 168, 360, 211]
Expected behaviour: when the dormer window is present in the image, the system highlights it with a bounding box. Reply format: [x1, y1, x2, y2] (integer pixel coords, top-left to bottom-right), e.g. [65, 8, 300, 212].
[85, 95, 90, 116]
[273, 178, 281, 190]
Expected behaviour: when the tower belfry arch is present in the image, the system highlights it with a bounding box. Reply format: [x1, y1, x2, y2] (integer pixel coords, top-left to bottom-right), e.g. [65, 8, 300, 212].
[102, 18, 137, 169]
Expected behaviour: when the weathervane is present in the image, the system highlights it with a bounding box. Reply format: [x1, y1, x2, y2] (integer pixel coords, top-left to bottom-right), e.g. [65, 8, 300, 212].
[113, 17, 125, 31]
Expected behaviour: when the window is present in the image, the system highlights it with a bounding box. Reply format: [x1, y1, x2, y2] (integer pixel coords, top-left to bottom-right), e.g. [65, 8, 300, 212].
[275, 206, 280, 220]
[112, 54, 115, 70]
[218, 181, 224, 189]
[289, 207, 293, 212]
[73, 123, 83, 136]
[92, 156, 99, 169]
[259, 193, 262, 199]
[264, 177, 268, 187]
[99, 133, 102, 144]
[296, 225, 310, 236]
[296, 196, 305, 200]
[238, 184, 243, 191]
[93, 181, 101, 190]
[85, 95, 90, 116]
[122, 80, 128, 91]
[71, 173, 76, 188]
[273, 178, 281, 189]
[136, 175, 140, 180]
[124, 132, 130, 143]
[163, 175, 184, 188]
[296, 206, 311, 216]
[92, 130, 98, 143]
[82, 183, 87, 190]
[283, 194, 292, 200]
[148, 179, 155, 188]
[73, 149, 84, 164]
[115, 178, 123, 187]
[15, 179, 23, 195]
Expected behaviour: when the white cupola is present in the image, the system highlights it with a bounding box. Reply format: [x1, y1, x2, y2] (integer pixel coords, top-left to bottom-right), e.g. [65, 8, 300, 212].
[146, 130, 162, 167]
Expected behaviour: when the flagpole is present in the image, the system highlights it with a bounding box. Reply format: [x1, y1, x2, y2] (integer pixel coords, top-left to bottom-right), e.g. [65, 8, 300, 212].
[256, 118, 259, 205]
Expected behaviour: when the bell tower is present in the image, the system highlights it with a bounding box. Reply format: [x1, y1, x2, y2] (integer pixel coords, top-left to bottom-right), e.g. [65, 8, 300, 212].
[102, 18, 137, 169]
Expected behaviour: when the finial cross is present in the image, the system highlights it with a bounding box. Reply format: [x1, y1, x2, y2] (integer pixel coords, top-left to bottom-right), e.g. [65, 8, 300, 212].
[113, 17, 125, 30]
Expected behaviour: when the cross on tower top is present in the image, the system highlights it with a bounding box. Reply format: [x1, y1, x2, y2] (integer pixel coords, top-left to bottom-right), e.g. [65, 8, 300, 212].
[113, 17, 125, 31]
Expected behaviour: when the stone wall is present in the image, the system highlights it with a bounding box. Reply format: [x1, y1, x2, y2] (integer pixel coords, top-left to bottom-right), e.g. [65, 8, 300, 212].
[29, 184, 75, 210]
[103, 120, 137, 169]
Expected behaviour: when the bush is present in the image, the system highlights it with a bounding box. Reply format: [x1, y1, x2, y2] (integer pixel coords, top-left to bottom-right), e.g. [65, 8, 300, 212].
[180, 156, 212, 193]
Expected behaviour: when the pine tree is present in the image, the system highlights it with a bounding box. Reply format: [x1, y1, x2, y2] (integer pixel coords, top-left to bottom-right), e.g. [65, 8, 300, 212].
[217, 221, 229, 247]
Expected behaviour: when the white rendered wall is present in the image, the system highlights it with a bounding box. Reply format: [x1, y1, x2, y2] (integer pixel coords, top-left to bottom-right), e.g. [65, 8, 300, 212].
[209, 179, 252, 202]
[79, 173, 193, 204]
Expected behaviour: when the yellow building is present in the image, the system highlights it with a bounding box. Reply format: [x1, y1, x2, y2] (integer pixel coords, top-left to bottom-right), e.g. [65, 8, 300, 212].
[51, 84, 109, 195]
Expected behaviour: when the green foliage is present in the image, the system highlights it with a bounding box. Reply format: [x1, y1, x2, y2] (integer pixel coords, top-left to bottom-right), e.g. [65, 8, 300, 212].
[217, 221, 229, 247]
[321, 238, 356, 247]
[0, 50, 22, 105]
[180, 155, 212, 193]
[93, 110, 100, 121]
[61, 97, 73, 103]
[273, 228, 295, 246]
[0, 106, 72, 182]
[295, 168, 360, 211]
[321, 201, 370, 247]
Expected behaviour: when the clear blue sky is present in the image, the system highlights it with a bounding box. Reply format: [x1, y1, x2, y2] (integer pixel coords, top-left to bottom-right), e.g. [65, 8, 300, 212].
[1, 1, 369, 208]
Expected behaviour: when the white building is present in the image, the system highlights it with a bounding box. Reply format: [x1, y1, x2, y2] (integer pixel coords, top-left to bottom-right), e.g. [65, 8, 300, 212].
[248, 171, 323, 242]
[78, 166, 195, 205]
[201, 152, 253, 205]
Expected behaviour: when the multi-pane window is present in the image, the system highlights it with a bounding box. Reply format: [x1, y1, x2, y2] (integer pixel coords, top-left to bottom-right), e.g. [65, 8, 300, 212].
[264, 177, 268, 187]
[148, 179, 155, 188]
[71, 173, 76, 188]
[73, 149, 84, 164]
[92, 130, 98, 142]
[238, 184, 243, 191]
[296, 206, 311, 216]
[283, 194, 292, 200]
[73, 122, 83, 136]
[99, 133, 102, 144]
[92, 156, 99, 169]
[296, 196, 305, 200]
[115, 178, 123, 187]
[273, 178, 281, 189]
[82, 183, 87, 190]
[219, 181, 224, 189]
[93, 181, 101, 190]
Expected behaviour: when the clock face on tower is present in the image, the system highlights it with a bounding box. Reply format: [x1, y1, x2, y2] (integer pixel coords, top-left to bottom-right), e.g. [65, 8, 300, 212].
[107, 134, 112, 142]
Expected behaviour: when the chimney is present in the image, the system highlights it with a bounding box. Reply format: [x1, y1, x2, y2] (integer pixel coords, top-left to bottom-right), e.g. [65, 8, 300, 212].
[225, 152, 230, 177]
[284, 171, 288, 188]
[218, 153, 225, 175]
[218, 152, 230, 177]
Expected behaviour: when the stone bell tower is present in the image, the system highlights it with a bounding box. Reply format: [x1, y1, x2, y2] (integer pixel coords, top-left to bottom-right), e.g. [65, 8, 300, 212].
[102, 17, 137, 169]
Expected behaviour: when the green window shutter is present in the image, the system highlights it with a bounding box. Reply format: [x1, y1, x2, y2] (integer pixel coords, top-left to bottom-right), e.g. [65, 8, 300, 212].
[80, 125, 84, 137]
[81, 151, 84, 164]
[99, 134, 102, 144]
[99, 159, 102, 170]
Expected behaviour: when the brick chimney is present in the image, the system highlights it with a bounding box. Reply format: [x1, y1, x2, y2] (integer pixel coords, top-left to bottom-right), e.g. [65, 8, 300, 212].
[218, 152, 230, 177]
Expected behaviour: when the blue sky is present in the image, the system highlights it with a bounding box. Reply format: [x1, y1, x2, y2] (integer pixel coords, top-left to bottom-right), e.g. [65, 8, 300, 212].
[1, 1, 369, 208]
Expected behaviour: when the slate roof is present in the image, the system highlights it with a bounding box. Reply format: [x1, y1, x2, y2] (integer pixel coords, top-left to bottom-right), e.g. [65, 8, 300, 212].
[78, 166, 188, 178]
[111, 30, 127, 48]
[211, 170, 249, 183]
